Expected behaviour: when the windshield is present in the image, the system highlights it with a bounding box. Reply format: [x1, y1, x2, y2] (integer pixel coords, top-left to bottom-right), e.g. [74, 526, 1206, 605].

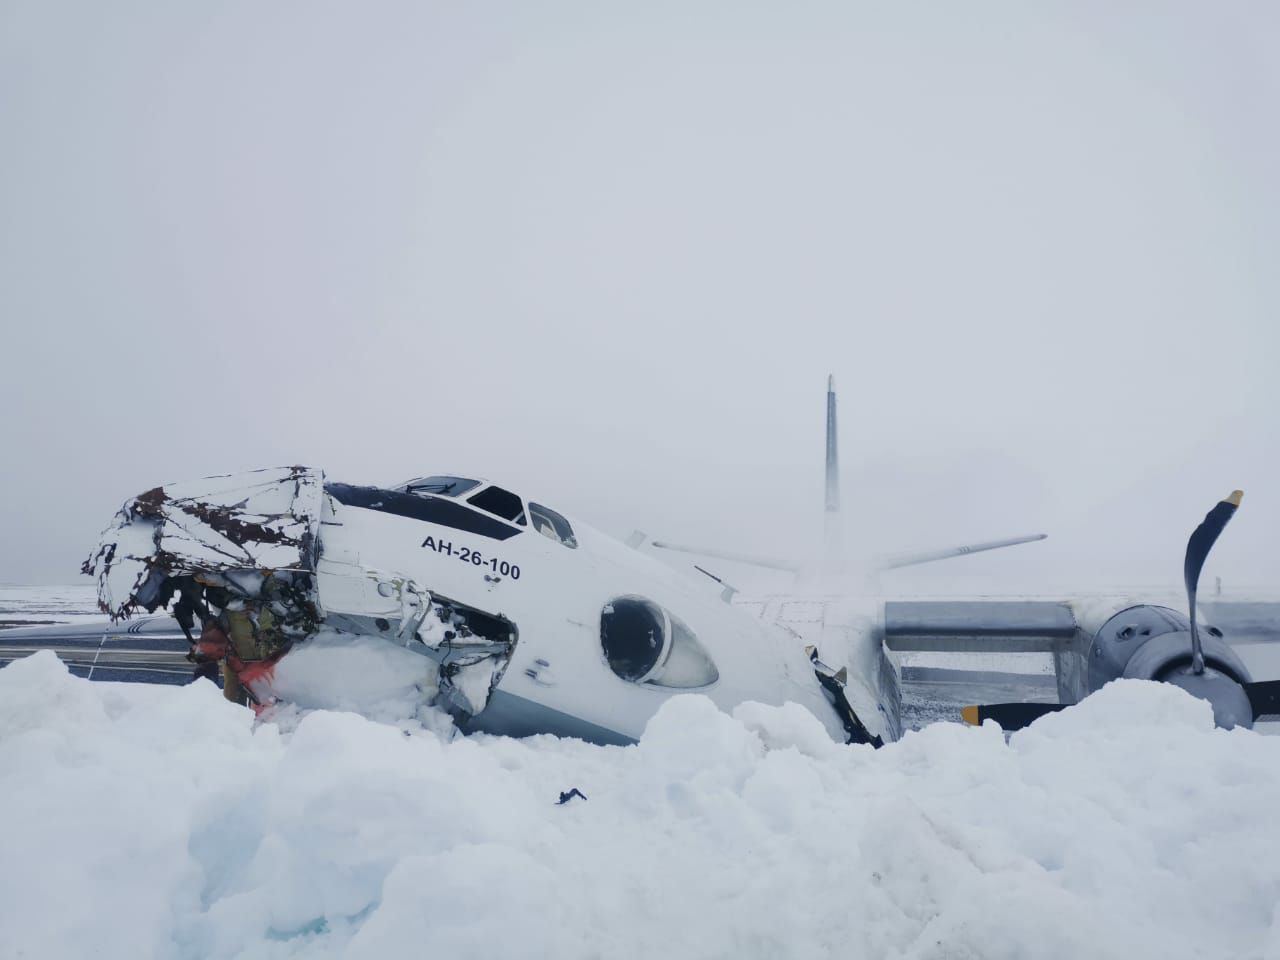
[467, 485, 528, 525]
[399, 476, 481, 498]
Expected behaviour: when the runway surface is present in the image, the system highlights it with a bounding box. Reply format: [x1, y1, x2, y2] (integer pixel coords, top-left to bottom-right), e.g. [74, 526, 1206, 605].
[0, 585, 1051, 730]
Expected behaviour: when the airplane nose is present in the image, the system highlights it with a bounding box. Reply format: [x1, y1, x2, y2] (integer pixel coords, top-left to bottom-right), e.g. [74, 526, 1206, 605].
[1161, 665, 1254, 730]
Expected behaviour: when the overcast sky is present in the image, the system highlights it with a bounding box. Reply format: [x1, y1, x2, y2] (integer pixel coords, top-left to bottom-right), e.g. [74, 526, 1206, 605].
[1, 1, 1276, 595]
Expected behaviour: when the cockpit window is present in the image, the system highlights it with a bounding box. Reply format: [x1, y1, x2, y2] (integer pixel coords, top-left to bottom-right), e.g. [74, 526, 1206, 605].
[529, 502, 577, 549]
[600, 597, 718, 689]
[467, 485, 527, 525]
[400, 476, 480, 498]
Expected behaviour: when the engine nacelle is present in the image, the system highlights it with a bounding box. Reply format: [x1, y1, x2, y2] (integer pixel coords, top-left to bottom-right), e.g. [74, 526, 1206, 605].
[1084, 604, 1254, 729]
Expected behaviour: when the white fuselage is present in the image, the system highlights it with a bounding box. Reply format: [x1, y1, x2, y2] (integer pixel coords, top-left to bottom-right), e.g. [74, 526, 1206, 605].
[318, 485, 900, 744]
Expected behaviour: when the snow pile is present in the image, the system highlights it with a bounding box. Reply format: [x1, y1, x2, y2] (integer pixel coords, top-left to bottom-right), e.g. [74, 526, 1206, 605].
[257, 630, 443, 728]
[3, 653, 1280, 960]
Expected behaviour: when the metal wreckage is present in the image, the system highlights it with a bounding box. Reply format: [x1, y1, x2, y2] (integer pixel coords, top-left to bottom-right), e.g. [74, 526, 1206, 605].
[82, 466, 517, 719]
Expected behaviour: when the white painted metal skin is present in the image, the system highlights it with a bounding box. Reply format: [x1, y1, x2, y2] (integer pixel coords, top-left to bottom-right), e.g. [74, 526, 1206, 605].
[312, 478, 891, 744]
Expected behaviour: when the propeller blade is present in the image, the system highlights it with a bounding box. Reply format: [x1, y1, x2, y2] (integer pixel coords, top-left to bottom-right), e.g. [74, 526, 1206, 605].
[960, 702, 1066, 730]
[1244, 679, 1280, 720]
[1184, 490, 1243, 674]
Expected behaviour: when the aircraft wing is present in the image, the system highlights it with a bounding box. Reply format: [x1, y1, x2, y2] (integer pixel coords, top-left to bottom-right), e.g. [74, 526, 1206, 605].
[1199, 601, 1280, 646]
[884, 601, 1079, 653]
[886, 595, 1280, 730]
[885, 599, 1280, 654]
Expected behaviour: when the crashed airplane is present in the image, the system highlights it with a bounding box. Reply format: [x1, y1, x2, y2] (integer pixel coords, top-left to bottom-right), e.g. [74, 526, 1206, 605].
[78, 464, 887, 745]
[18, 378, 1280, 745]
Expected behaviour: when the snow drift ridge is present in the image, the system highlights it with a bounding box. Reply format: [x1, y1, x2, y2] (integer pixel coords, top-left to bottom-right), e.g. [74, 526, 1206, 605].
[2, 651, 1280, 960]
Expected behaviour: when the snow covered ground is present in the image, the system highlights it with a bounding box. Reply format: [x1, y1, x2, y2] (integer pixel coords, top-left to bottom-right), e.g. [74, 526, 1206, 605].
[3, 650, 1280, 960]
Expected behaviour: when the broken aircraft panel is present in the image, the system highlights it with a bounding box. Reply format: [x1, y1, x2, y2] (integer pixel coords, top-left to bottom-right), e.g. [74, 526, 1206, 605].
[82, 465, 324, 620]
[81, 467, 517, 721]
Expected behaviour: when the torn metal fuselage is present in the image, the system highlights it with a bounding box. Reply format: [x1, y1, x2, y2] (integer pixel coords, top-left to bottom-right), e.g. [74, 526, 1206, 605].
[82, 466, 517, 720]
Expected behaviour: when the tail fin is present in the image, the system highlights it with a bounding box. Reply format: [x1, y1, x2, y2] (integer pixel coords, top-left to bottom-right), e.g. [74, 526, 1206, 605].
[823, 375, 842, 571]
[825, 375, 839, 514]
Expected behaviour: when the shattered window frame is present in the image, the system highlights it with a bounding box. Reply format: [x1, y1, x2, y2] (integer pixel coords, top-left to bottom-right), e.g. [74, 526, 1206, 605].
[529, 502, 577, 549]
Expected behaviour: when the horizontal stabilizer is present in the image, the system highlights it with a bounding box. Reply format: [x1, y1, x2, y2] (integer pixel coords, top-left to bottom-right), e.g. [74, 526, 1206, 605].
[961, 702, 1065, 730]
[650, 540, 799, 573]
[879, 534, 1047, 571]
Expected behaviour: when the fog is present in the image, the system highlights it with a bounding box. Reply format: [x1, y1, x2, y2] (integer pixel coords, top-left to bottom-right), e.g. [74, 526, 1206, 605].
[2, 2, 1276, 595]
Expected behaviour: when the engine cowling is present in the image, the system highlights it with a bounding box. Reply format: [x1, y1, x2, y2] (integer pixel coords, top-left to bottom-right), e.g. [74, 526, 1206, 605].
[1086, 604, 1254, 729]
